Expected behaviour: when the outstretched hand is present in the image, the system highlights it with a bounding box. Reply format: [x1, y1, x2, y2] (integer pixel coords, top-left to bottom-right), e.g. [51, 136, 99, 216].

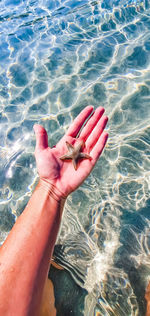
[34, 106, 108, 197]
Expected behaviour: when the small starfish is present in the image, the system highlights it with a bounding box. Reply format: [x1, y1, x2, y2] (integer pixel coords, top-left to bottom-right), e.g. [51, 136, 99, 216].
[59, 140, 91, 170]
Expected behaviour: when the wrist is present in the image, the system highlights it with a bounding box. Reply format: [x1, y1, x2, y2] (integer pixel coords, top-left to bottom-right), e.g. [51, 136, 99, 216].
[38, 178, 67, 203]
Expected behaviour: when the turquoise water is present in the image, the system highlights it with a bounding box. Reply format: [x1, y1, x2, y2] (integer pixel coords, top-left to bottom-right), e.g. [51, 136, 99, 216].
[0, 0, 150, 315]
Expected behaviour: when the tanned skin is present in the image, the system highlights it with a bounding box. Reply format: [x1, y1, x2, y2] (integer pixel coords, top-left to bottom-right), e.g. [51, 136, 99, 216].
[145, 282, 150, 316]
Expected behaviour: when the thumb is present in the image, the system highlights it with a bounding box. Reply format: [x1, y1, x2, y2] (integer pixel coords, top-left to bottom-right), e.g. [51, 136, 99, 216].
[33, 124, 49, 150]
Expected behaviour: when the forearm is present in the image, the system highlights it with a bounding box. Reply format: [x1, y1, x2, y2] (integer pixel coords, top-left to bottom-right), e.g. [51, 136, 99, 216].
[145, 282, 150, 316]
[0, 179, 66, 316]
[146, 303, 150, 316]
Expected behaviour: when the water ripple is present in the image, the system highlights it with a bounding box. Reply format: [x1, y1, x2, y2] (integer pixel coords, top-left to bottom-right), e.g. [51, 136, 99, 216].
[0, 0, 150, 315]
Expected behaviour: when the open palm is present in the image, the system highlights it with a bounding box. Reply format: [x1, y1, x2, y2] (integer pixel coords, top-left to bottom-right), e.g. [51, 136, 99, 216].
[34, 106, 108, 197]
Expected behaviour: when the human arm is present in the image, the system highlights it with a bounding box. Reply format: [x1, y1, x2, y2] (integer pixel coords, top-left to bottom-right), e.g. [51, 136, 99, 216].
[145, 282, 150, 316]
[0, 106, 108, 316]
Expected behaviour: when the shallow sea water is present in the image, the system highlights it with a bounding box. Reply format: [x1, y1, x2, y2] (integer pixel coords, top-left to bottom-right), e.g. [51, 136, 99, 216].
[0, 0, 150, 315]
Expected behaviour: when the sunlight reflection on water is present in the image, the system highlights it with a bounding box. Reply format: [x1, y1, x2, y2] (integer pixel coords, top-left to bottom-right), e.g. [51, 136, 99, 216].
[0, 0, 150, 315]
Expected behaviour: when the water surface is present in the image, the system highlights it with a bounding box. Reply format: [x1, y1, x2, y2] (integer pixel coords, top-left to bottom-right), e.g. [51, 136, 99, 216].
[0, 0, 150, 315]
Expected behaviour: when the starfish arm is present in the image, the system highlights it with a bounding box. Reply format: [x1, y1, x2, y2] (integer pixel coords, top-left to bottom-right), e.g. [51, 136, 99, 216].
[72, 158, 77, 170]
[75, 141, 84, 153]
[79, 153, 92, 159]
[59, 154, 72, 160]
[66, 141, 74, 152]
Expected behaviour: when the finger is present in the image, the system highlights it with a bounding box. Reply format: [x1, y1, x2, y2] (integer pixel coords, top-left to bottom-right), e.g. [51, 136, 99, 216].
[33, 124, 49, 150]
[85, 116, 108, 152]
[79, 106, 105, 141]
[90, 131, 108, 164]
[66, 105, 94, 137]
